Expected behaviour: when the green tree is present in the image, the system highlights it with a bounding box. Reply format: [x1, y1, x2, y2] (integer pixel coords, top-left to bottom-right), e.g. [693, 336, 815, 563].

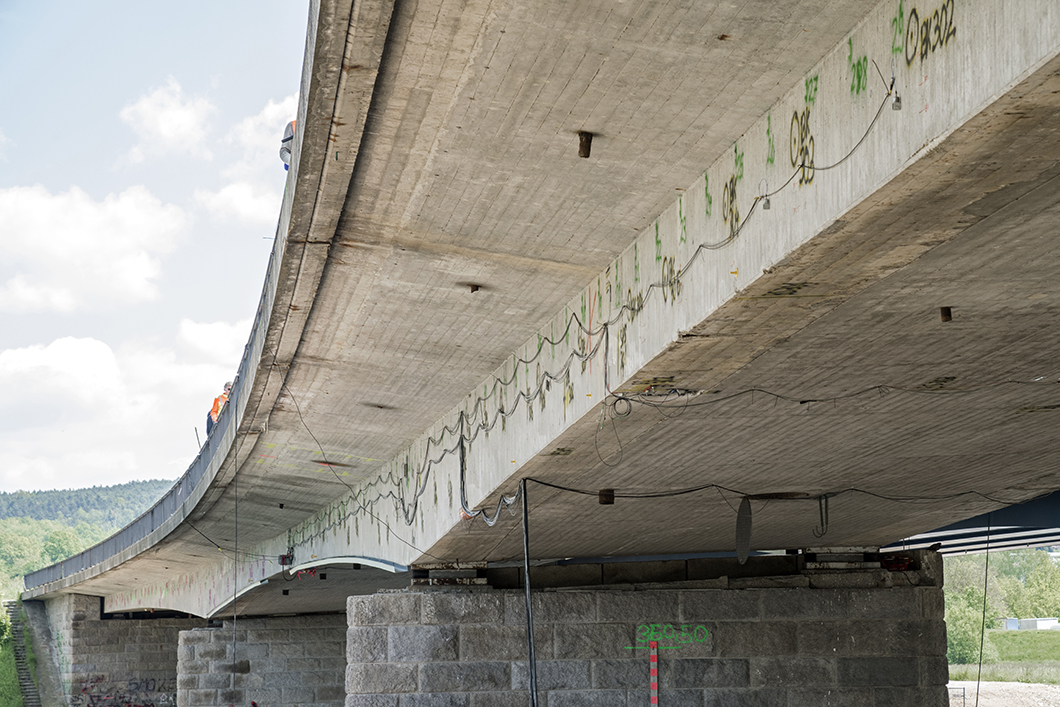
[946, 586, 1000, 664]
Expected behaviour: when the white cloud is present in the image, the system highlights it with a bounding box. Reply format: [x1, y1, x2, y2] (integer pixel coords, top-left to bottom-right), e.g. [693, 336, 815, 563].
[178, 317, 253, 366]
[0, 128, 9, 161]
[120, 77, 215, 163]
[0, 184, 185, 313]
[0, 336, 237, 492]
[192, 95, 295, 223]
[225, 93, 298, 175]
[194, 181, 278, 224]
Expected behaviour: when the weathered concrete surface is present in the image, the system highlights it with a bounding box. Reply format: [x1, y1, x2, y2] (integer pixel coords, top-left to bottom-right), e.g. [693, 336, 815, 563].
[346, 555, 946, 705]
[22, 0, 1060, 616]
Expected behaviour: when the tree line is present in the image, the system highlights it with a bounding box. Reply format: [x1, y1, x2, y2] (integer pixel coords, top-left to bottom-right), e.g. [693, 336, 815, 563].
[0, 479, 173, 603]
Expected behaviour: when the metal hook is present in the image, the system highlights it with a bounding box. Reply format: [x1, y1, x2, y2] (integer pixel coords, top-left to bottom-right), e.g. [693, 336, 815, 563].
[812, 494, 831, 538]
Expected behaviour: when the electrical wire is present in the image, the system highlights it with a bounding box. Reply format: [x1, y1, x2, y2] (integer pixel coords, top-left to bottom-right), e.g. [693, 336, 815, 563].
[975, 513, 991, 707]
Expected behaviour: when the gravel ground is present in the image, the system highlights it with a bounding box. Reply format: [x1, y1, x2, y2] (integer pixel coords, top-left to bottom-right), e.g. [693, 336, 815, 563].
[948, 681, 1060, 706]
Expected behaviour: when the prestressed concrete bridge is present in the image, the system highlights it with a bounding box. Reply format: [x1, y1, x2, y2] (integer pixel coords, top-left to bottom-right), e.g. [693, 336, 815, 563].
[18, 1, 1060, 705]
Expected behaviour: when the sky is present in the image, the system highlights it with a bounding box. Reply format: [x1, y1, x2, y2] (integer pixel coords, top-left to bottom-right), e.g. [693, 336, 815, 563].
[0, 0, 310, 492]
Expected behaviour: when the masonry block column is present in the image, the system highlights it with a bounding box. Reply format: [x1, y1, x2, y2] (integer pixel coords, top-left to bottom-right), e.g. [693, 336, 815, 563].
[345, 581, 947, 706]
[43, 593, 207, 707]
[176, 614, 347, 707]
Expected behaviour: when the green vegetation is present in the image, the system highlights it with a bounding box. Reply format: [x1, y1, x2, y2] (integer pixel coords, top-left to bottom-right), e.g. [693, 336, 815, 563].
[0, 609, 22, 707]
[949, 660, 1060, 685]
[0, 479, 172, 603]
[991, 628, 1060, 661]
[945, 548, 1060, 683]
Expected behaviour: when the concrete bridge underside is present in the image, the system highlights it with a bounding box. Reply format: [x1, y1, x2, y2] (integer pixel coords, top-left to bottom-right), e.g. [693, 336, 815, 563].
[24, 0, 1060, 618]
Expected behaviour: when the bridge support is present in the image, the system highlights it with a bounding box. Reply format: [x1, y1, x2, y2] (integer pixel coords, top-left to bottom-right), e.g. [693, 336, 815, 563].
[346, 551, 947, 706]
[37, 593, 206, 707]
[176, 615, 347, 707]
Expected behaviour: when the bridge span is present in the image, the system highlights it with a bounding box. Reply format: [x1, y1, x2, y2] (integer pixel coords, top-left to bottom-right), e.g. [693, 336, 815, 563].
[19, 1, 1060, 705]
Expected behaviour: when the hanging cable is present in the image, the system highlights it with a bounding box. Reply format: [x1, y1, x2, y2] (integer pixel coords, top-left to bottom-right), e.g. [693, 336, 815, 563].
[521, 478, 539, 707]
[975, 512, 992, 707]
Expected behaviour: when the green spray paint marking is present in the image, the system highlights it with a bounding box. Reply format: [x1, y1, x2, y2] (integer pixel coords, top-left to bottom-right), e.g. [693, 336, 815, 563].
[704, 174, 713, 216]
[634, 242, 640, 282]
[766, 113, 776, 165]
[805, 74, 818, 105]
[679, 195, 686, 243]
[655, 222, 662, 262]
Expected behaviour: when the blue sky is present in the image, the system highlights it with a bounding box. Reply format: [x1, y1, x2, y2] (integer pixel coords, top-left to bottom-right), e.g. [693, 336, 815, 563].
[0, 1, 310, 491]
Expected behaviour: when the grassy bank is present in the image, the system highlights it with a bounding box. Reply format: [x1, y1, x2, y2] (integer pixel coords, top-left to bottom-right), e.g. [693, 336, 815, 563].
[949, 661, 1060, 685]
[949, 629, 1060, 685]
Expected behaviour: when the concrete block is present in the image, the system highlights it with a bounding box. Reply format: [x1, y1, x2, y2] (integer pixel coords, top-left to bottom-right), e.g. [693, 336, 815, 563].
[591, 659, 648, 689]
[680, 591, 761, 622]
[628, 689, 703, 707]
[388, 625, 458, 662]
[892, 620, 947, 657]
[919, 588, 945, 620]
[919, 656, 949, 686]
[503, 592, 597, 625]
[596, 591, 680, 623]
[422, 592, 503, 624]
[546, 690, 626, 707]
[245, 686, 282, 702]
[196, 645, 228, 661]
[316, 684, 348, 702]
[713, 621, 794, 657]
[399, 694, 471, 707]
[796, 620, 883, 656]
[663, 658, 750, 688]
[350, 594, 421, 626]
[281, 684, 317, 703]
[349, 626, 389, 663]
[234, 642, 270, 660]
[198, 673, 233, 690]
[346, 695, 399, 707]
[460, 624, 550, 661]
[177, 674, 198, 690]
[837, 657, 918, 686]
[285, 657, 323, 672]
[270, 641, 307, 659]
[786, 688, 872, 707]
[247, 628, 291, 643]
[233, 671, 265, 689]
[263, 670, 309, 687]
[183, 688, 220, 706]
[305, 640, 344, 658]
[418, 661, 509, 692]
[347, 663, 418, 694]
[701, 688, 785, 707]
[749, 657, 835, 687]
[219, 688, 243, 704]
[469, 692, 532, 707]
[177, 645, 196, 662]
[512, 659, 591, 690]
[553, 622, 633, 660]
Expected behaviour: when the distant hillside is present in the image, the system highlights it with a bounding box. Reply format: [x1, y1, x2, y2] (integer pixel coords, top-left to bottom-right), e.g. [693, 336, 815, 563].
[0, 479, 174, 531]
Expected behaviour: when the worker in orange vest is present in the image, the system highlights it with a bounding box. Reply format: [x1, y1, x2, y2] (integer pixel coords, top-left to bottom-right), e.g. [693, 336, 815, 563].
[206, 381, 232, 435]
